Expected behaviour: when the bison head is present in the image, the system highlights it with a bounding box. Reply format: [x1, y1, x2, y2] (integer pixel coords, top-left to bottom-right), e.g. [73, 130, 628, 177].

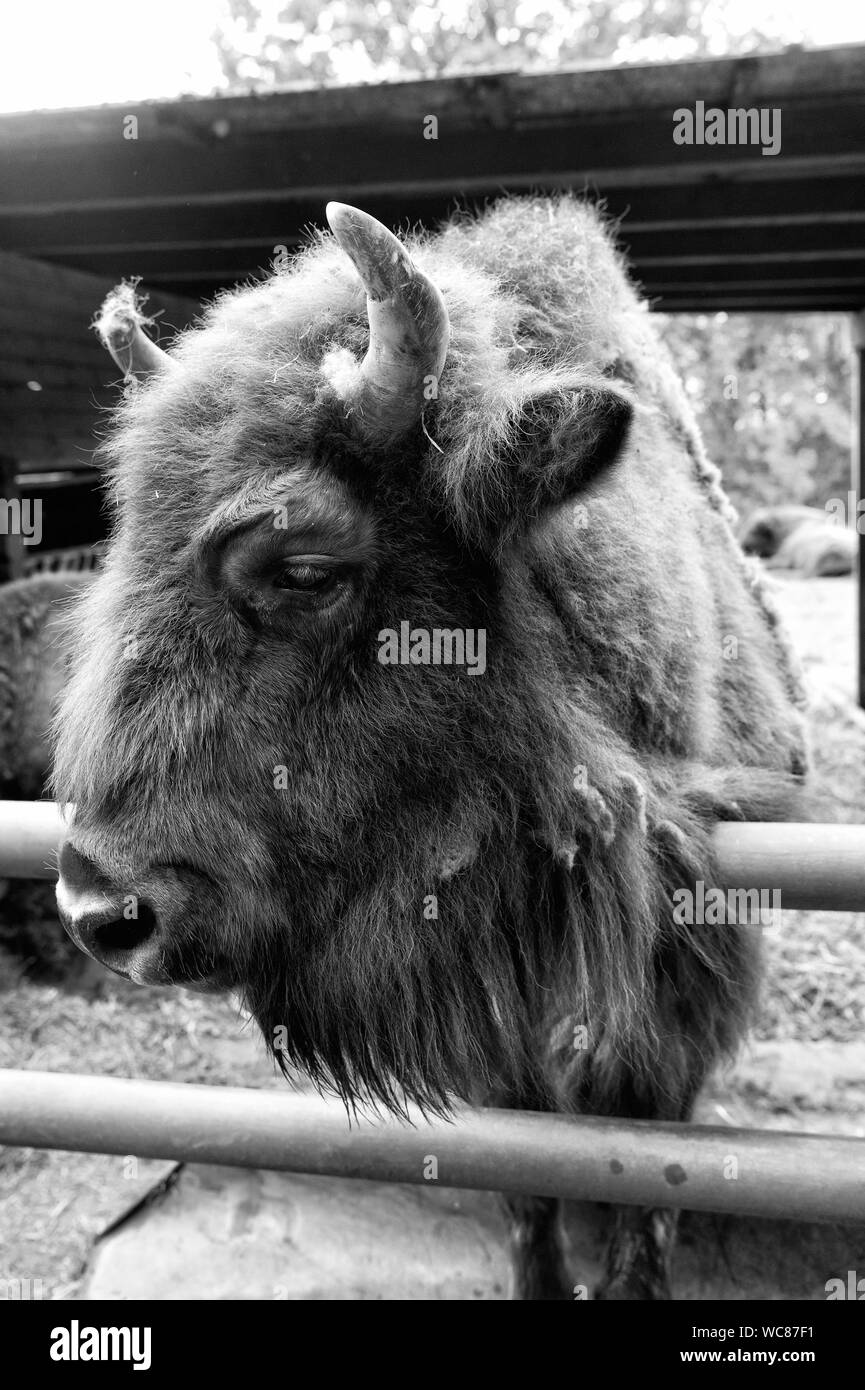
[53, 201, 703, 1113]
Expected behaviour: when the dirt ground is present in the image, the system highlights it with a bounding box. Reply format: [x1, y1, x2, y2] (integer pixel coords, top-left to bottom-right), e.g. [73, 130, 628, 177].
[759, 574, 865, 1044]
[0, 573, 862, 1298]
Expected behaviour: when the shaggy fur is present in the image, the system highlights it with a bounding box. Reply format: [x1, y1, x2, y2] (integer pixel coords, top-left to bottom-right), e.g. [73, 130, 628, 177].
[53, 197, 809, 1296]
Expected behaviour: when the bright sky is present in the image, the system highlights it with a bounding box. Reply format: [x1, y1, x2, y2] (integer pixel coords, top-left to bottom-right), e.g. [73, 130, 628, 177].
[0, 0, 861, 113]
[0, 0, 229, 112]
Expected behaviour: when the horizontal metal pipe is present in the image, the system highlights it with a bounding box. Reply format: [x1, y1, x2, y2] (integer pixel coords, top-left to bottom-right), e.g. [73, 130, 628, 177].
[712, 820, 865, 912]
[0, 1070, 863, 1222]
[0, 800, 65, 878]
[2, 803, 864, 911]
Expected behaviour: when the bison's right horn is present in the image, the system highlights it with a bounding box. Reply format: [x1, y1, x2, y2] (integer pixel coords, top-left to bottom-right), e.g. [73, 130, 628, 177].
[94, 282, 175, 382]
[324, 202, 450, 438]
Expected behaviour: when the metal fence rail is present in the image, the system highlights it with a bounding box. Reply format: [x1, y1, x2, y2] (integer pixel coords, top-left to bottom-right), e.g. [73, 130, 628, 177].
[1, 1070, 863, 1222]
[4, 801, 865, 911]
[22, 544, 105, 577]
[2, 803, 864, 1219]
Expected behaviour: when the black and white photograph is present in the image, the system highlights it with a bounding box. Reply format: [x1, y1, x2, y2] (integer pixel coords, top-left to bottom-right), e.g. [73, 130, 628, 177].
[0, 0, 863, 1354]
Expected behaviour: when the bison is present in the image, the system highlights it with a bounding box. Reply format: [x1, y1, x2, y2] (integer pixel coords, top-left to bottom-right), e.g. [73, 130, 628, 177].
[53, 198, 808, 1300]
[0, 571, 93, 801]
[738, 504, 831, 560]
[766, 522, 856, 578]
[740, 504, 856, 578]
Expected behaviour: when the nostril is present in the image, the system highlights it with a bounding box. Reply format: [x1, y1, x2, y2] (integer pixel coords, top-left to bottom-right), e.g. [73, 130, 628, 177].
[56, 843, 190, 985]
[91, 903, 158, 957]
[58, 840, 113, 895]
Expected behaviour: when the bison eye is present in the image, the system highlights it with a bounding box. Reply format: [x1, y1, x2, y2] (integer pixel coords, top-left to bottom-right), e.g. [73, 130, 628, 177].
[274, 561, 335, 593]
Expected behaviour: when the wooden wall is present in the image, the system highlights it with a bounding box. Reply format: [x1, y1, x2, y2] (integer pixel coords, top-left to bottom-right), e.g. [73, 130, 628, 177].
[0, 252, 197, 473]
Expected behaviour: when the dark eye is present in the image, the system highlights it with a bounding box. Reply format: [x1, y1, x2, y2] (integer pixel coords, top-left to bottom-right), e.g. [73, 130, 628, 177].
[274, 562, 335, 593]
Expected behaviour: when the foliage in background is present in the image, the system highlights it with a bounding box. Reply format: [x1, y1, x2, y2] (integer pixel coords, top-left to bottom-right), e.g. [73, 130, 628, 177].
[656, 313, 852, 518]
[210, 2, 853, 518]
[211, 0, 806, 88]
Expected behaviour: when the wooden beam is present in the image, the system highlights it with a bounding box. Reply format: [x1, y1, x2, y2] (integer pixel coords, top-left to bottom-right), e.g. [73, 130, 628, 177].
[5, 148, 865, 222]
[1, 46, 863, 314]
[1, 43, 862, 148]
[27, 223, 865, 284]
[0, 455, 25, 582]
[3, 176, 863, 261]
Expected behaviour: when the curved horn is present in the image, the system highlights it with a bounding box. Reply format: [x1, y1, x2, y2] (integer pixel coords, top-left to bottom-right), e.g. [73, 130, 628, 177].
[325, 202, 450, 436]
[94, 282, 174, 382]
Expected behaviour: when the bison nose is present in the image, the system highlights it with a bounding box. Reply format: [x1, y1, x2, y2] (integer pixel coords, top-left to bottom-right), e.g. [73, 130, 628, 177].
[56, 841, 166, 984]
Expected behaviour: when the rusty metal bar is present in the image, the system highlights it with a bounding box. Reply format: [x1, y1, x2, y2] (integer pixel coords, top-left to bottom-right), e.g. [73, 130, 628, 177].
[0, 1070, 862, 1222]
[2, 803, 865, 912]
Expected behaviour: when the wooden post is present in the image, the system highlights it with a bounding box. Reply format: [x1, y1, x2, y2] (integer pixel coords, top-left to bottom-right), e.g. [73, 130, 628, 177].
[0, 455, 25, 583]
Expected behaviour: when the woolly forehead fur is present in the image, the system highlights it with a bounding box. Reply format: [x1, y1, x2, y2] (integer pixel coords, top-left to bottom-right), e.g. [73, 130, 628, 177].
[98, 195, 721, 533]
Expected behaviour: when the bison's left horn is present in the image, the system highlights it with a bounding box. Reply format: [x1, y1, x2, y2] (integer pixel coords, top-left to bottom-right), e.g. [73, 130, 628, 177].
[94, 282, 175, 382]
[325, 202, 450, 437]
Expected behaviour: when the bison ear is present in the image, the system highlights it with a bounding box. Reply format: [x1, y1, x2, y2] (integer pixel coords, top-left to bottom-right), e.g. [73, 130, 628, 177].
[505, 383, 632, 522]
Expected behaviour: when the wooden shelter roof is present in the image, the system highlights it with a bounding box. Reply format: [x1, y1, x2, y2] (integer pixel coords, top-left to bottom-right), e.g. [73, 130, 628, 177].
[0, 42, 863, 315]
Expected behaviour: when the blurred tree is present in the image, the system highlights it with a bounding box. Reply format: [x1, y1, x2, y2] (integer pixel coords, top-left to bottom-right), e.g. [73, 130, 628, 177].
[656, 313, 852, 516]
[209, 1, 852, 517]
[211, 0, 794, 89]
